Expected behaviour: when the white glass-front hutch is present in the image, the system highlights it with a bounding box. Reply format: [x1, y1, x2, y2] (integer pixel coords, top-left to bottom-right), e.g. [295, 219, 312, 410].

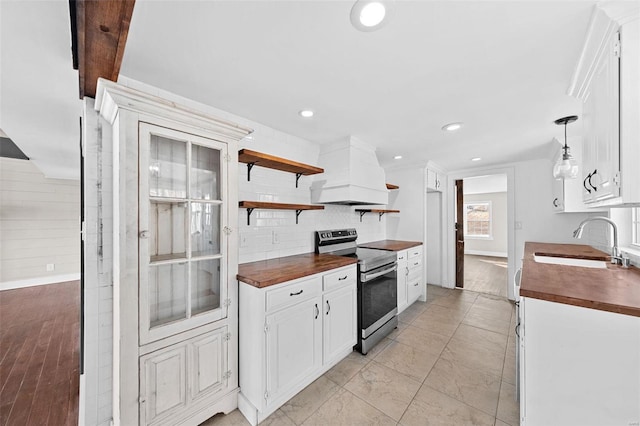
[95, 79, 251, 426]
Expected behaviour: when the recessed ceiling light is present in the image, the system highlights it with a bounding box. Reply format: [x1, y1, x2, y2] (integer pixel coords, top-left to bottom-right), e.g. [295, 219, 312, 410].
[394, 155, 402, 160]
[299, 110, 314, 118]
[442, 122, 463, 132]
[471, 157, 482, 162]
[350, 0, 394, 32]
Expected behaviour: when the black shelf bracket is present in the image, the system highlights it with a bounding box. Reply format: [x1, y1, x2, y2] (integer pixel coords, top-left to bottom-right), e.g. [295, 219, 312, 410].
[295, 209, 303, 224]
[295, 173, 303, 188]
[378, 212, 385, 222]
[246, 208, 255, 226]
[246, 162, 256, 181]
[359, 211, 367, 222]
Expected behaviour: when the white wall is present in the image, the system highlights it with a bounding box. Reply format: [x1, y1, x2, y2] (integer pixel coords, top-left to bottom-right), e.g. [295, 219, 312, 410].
[385, 167, 425, 242]
[0, 157, 80, 289]
[237, 143, 386, 264]
[81, 99, 115, 426]
[426, 192, 443, 285]
[464, 191, 508, 257]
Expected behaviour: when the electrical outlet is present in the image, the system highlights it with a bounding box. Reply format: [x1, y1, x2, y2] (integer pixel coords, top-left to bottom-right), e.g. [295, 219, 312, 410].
[46, 263, 55, 272]
[272, 230, 280, 244]
[240, 233, 249, 248]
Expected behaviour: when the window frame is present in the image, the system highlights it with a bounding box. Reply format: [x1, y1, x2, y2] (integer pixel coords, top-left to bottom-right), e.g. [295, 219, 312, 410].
[463, 201, 493, 240]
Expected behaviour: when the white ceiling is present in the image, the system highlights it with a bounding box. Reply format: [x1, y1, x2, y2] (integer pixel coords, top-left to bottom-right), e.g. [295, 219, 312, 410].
[121, 0, 594, 171]
[0, 1, 80, 179]
[0, 1, 595, 179]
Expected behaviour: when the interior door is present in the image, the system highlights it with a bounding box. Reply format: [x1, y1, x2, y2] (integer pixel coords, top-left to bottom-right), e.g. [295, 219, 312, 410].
[455, 179, 464, 288]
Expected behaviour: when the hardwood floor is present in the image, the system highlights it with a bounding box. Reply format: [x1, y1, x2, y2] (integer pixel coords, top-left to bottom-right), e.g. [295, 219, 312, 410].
[464, 255, 508, 298]
[0, 281, 80, 426]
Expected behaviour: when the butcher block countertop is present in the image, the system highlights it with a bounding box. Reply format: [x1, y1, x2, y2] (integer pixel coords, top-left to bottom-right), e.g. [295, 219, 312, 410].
[358, 240, 422, 251]
[237, 253, 357, 288]
[521, 242, 640, 317]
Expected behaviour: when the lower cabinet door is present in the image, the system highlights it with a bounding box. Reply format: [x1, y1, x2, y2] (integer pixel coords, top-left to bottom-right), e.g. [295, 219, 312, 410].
[407, 274, 422, 305]
[190, 327, 228, 401]
[140, 345, 188, 425]
[323, 285, 357, 364]
[265, 297, 322, 405]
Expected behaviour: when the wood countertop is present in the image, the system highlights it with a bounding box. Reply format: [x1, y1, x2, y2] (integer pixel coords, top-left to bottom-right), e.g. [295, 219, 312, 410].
[358, 240, 422, 251]
[237, 253, 357, 288]
[521, 242, 640, 317]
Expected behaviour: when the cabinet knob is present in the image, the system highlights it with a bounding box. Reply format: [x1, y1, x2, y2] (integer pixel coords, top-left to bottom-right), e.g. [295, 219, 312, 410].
[139, 230, 149, 239]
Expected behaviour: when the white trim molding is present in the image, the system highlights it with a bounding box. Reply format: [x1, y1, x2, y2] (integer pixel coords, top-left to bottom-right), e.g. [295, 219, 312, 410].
[0, 273, 80, 291]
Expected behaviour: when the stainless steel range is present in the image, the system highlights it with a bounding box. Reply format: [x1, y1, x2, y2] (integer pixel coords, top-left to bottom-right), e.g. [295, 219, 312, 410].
[315, 229, 398, 355]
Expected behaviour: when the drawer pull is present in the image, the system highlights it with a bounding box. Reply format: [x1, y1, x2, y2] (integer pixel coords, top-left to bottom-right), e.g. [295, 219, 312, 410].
[414, 282, 419, 286]
[315, 303, 319, 319]
[414, 262, 419, 266]
[338, 275, 348, 281]
[290, 290, 304, 296]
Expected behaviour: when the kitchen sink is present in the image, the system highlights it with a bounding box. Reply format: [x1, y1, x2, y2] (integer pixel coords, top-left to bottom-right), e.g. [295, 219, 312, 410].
[533, 255, 608, 269]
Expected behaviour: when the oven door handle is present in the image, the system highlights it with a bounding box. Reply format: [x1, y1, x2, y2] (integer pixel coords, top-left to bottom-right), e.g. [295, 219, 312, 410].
[361, 264, 397, 282]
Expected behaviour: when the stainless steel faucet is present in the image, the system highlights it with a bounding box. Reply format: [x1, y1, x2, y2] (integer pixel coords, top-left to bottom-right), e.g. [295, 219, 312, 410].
[573, 216, 629, 267]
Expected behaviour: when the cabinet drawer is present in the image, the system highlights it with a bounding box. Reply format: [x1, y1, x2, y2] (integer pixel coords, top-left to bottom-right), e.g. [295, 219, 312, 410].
[396, 250, 409, 262]
[323, 266, 356, 292]
[408, 256, 422, 270]
[266, 276, 322, 313]
[408, 246, 422, 259]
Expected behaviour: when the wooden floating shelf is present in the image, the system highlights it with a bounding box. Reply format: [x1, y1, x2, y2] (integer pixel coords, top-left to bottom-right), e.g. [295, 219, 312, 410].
[386, 183, 400, 190]
[355, 209, 400, 222]
[238, 149, 324, 187]
[239, 201, 324, 225]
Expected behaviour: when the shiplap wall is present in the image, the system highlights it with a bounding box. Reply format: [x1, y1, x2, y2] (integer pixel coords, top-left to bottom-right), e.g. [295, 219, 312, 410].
[0, 157, 80, 287]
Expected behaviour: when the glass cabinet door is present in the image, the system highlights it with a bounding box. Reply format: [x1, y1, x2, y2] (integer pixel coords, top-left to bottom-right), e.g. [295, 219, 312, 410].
[139, 123, 228, 344]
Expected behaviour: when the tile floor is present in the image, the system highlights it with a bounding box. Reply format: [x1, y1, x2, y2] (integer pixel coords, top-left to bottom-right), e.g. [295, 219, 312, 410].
[202, 285, 519, 426]
[464, 255, 508, 298]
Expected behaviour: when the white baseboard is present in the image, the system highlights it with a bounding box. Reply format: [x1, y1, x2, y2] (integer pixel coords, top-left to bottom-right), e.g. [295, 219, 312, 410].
[0, 273, 80, 291]
[464, 250, 507, 258]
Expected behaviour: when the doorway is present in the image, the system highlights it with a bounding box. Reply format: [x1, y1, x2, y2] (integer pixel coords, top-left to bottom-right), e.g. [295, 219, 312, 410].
[449, 169, 515, 300]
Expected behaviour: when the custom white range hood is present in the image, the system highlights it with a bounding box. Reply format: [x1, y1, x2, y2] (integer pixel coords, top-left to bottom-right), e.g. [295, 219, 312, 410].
[311, 136, 389, 205]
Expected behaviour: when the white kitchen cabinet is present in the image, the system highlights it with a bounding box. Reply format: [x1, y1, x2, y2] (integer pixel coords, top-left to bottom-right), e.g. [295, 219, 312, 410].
[570, 5, 640, 207]
[238, 265, 356, 425]
[519, 297, 640, 426]
[580, 27, 620, 204]
[323, 285, 357, 364]
[265, 296, 322, 404]
[140, 326, 230, 426]
[94, 80, 250, 426]
[397, 245, 424, 313]
[396, 250, 408, 311]
[426, 168, 443, 192]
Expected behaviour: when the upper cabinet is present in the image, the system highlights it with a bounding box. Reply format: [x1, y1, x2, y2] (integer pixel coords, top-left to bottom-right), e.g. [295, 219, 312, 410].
[569, 4, 640, 207]
[426, 168, 443, 192]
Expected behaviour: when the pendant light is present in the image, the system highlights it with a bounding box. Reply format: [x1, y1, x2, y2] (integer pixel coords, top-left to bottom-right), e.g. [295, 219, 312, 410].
[553, 115, 579, 180]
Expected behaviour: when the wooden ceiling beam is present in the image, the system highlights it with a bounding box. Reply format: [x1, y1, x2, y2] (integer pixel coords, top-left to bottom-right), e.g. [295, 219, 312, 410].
[71, 0, 136, 98]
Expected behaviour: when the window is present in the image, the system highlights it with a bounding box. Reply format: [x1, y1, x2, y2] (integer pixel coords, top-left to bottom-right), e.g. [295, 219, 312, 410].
[464, 201, 492, 238]
[633, 207, 640, 247]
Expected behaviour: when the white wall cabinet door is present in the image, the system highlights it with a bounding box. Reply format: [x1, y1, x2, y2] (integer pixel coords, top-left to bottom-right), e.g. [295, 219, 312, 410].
[140, 345, 188, 426]
[582, 30, 620, 203]
[322, 285, 357, 364]
[396, 250, 408, 312]
[427, 169, 442, 192]
[265, 297, 322, 405]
